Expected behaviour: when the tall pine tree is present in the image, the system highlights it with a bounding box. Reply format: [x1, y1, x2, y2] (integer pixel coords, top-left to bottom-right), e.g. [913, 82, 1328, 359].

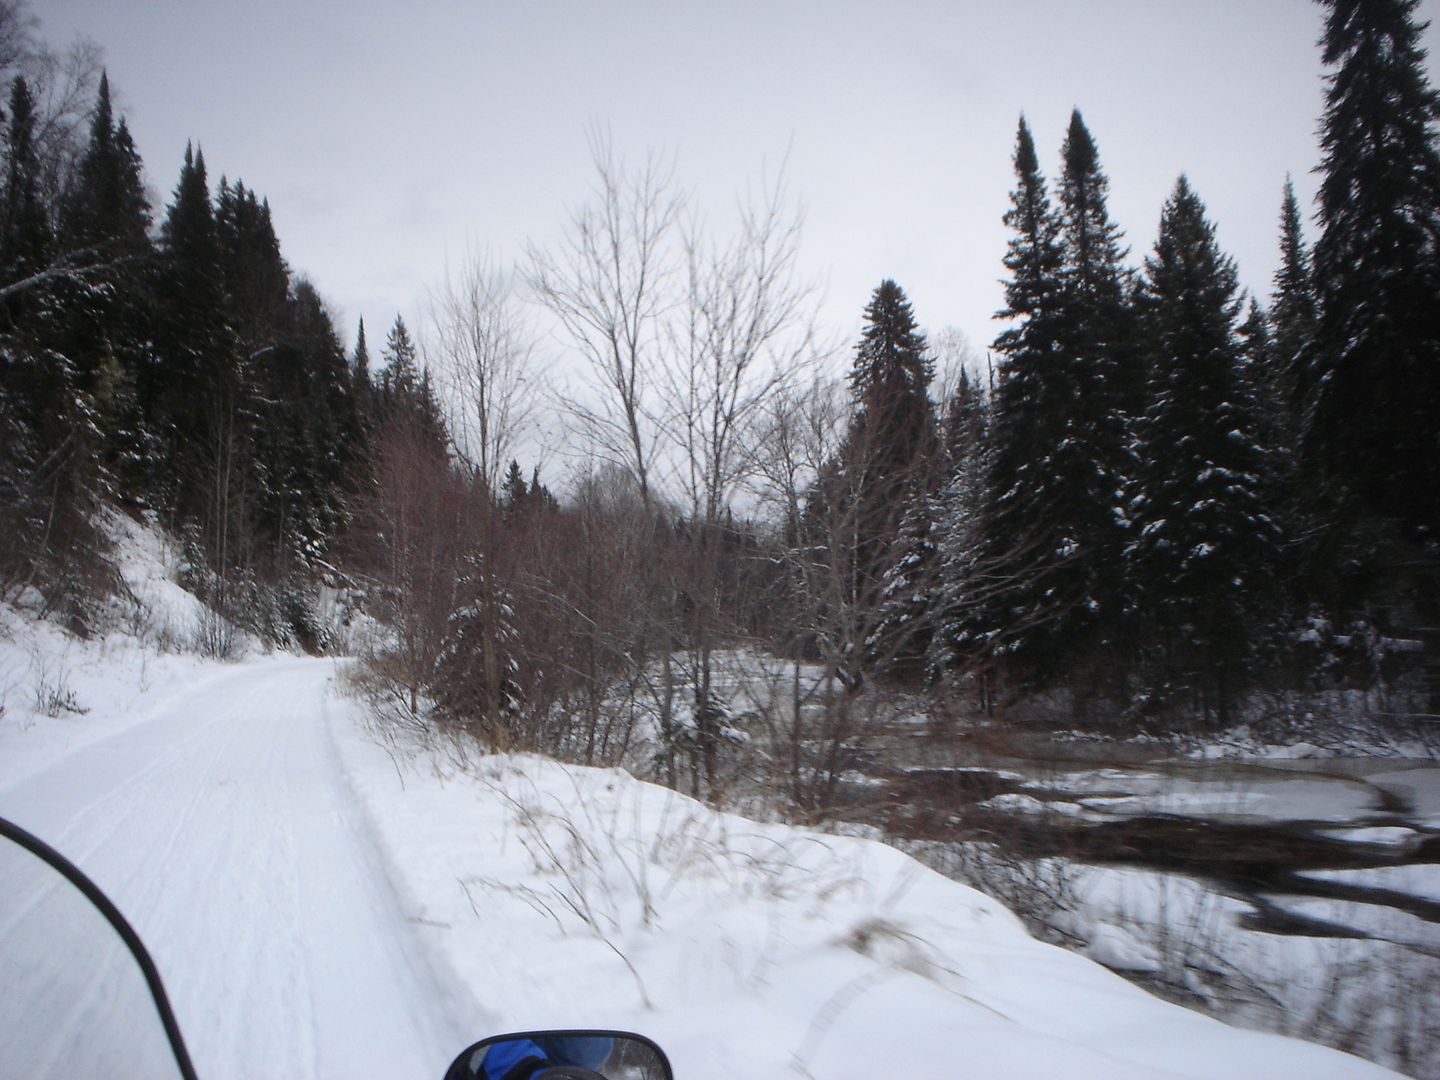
[55, 74, 157, 502]
[1307, 0, 1440, 538]
[843, 280, 939, 672]
[155, 143, 247, 549]
[1127, 178, 1280, 725]
[965, 116, 1093, 688]
[1306, 0, 1440, 706]
[1270, 177, 1316, 442]
[59, 73, 151, 257]
[0, 76, 49, 282]
[1052, 110, 1136, 683]
[1058, 110, 1141, 422]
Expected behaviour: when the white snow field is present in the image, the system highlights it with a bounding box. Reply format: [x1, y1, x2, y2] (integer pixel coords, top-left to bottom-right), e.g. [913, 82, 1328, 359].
[0, 640, 1402, 1078]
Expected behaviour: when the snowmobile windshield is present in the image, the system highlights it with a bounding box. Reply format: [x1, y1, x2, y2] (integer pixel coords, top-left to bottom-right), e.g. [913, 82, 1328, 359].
[0, 816, 195, 1080]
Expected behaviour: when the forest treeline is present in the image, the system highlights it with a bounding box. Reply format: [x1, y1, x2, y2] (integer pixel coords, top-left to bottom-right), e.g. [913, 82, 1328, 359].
[1, 0, 1436, 810]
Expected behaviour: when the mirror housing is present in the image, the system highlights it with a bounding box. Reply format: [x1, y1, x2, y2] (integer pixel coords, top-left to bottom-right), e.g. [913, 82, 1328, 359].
[443, 1030, 672, 1080]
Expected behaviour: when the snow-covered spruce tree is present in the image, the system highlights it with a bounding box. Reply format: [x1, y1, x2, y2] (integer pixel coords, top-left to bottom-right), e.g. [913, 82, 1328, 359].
[870, 491, 943, 677]
[501, 459, 527, 515]
[0, 74, 112, 606]
[1126, 177, 1281, 726]
[58, 74, 151, 259]
[1307, 0, 1440, 542]
[1304, 0, 1440, 706]
[215, 179, 289, 354]
[1058, 110, 1142, 425]
[252, 278, 367, 566]
[0, 77, 49, 593]
[964, 117, 1094, 690]
[376, 314, 442, 441]
[1236, 296, 1286, 469]
[154, 144, 249, 543]
[927, 368, 991, 683]
[1051, 110, 1137, 683]
[843, 279, 940, 675]
[55, 74, 159, 507]
[846, 279, 939, 549]
[430, 551, 526, 751]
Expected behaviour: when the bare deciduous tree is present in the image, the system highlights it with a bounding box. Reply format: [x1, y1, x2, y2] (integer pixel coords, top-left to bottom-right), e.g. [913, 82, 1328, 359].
[660, 166, 818, 794]
[429, 252, 537, 493]
[525, 127, 682, 509]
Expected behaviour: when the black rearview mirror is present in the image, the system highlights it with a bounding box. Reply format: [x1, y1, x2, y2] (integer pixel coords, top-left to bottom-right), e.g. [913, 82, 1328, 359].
[443, 1029, 672, 1080]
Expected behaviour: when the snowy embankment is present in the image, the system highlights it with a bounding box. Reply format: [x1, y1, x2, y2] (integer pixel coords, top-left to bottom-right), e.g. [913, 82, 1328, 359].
[332, 705, 1397, 1079]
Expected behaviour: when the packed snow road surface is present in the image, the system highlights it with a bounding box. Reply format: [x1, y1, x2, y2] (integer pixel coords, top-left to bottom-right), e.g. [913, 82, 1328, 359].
[0, 656, 472, 1080]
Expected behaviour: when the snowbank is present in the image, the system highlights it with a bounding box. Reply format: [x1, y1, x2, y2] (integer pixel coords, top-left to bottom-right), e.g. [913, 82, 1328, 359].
[329, 696, 1397, 1079]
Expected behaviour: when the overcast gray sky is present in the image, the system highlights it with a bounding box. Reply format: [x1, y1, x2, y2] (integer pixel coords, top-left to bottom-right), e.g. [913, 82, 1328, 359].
[32, 0, 1440, 366]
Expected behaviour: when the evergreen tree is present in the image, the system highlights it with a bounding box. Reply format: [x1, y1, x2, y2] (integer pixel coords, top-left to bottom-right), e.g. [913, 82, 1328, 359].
[1270, 177, 1316, 436]
[379, 313, 446, 460]
[1057, 110, 1141, 421]
[155, 143, 247, 543]
[59, 73, 152, 256]
[871, 490, 943, 675]
[501, 458, 527, 513]
[1, 75, 49, 282]
[527, 465, 557, 514]
[0, 75, 51, 585]
[929, 368, 992, 678]
[251, 278, 364, 561]
[1305, 0, 1440, 708]
[842, 279, 939, 671]
[845, 278, 937, 536]
[215, 179, 288, 351]
[380, 314, 420, 400]
[0, 75, 119, 600]
[54, 74, 158, 502]
[1237, 296, 1282, 450]
[965, 117, 1090, 686]
[1051, 111, 1136, 679]
[431, 551, 525, 745]
[351, 316, 372, 420]
[1307, 0, 1440, 540]
[1126, 178, 1280, 724]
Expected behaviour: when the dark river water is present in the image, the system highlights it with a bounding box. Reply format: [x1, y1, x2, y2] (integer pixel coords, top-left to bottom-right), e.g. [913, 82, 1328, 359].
[837, 722, 1440, 939]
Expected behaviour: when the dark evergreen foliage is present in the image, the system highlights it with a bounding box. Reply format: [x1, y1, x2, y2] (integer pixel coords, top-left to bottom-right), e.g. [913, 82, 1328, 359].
[59, 73, 151, 257]
[377, 313, 447, 460]
[251, 278, 364, 562]
[351, 316, 372, 420]
[1308, 0, 1440, 539]
[153, 144, 246, 532]
[1303, 0, 1440, 708]
[1057, 110, 1142, 425]
[964, 117, 1103, 686]
[215, 178, 288, 352]
[1269, 177, 1316, 440]
[929, 369, 991, 677]
[54, 74, 158, 503]
[1126, 178, 1281, 724]
[1051, 111, 1136, 679]
[841, 279, 939, 671]
[431, 552, 526, 739]
[502, 458, 527, 512]
[1, 76, 48, 280]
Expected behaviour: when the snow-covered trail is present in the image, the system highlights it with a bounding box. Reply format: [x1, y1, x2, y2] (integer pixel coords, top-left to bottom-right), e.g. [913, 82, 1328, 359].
[0, 656, 474, 1080]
